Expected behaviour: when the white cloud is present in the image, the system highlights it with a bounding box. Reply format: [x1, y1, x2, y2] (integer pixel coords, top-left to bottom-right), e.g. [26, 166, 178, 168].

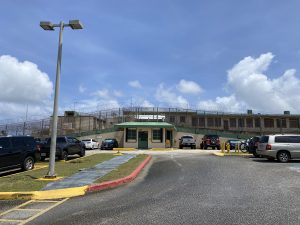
[141, 100, 154, 107]
[177, 79, 202, 94]
[198, 52, 300, 113]
[155, 83, 189, 108]
[113, 90, 123, 97]
[0, 55, 53, 103]
[92, 89, 109, 98]
[128, 80, 142, 89]
[79, 85, 86, 93]
[0, 55, 53, 120]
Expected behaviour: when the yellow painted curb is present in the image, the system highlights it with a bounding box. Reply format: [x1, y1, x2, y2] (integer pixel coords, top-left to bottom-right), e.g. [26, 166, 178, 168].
[151, 148, 177, 151]
[0, 186, 88, 200]
[37, 176, 64, 181]
[213, 152, 252, 157]
[213, 152, 225, 157]
[113, 148, 135, 151]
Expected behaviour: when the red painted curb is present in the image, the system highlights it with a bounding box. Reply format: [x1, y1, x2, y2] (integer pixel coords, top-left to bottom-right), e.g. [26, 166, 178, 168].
[87, 155, 152, 192]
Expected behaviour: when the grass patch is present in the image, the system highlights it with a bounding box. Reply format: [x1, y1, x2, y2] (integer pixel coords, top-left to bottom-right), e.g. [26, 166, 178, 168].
[0, 154, 115, 192]
[96, 154, 148, 183]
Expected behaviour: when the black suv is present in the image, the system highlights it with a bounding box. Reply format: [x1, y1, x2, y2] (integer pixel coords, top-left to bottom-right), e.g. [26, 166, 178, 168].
[0, 136, 40, 171]
[100, 139, 118, 150]
[200, 134, 220, 150]
[40, 136, 85, 161]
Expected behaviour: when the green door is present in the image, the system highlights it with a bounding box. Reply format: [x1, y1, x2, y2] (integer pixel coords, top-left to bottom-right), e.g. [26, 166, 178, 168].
[138, 131, 148, 149]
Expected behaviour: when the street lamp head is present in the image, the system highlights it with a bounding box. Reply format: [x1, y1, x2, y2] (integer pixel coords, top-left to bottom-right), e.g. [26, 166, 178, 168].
[69, 20, 83, 29]
[40, 21, 55, 30]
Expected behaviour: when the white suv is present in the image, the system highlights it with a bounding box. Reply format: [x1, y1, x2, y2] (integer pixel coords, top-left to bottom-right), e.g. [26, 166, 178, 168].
[257, 134, 300, 163]
[81, 139, 99, 150]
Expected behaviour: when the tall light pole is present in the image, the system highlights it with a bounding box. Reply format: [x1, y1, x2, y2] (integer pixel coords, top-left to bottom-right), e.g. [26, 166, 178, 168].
[40, 20, 83, 178]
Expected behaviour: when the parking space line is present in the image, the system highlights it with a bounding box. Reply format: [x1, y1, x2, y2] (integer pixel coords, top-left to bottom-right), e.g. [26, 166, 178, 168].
[19, 198, 69, 225]
[0, 218, 23, 222]
[0, 198, 69, 225]
[13, 208, 42, 212]
[0, 200, 34, 217]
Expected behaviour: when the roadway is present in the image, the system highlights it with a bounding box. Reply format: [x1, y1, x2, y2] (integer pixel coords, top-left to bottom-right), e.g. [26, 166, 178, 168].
[3, 152, 300, 225]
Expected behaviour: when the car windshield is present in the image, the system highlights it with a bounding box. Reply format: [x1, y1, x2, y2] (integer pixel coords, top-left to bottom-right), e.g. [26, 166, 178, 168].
[104, 139, 114, 143]
[182, 136, 193, 139]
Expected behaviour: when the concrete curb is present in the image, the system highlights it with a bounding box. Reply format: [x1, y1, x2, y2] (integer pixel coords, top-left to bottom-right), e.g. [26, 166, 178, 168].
[212, 152, 252, 157]
[87, 155, 152, 192]
[0, 186, 88, 200]
[0, 155, 151, 200]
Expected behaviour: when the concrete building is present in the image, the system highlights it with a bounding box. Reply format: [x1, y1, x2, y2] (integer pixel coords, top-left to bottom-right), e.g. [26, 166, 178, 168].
[114, 122, 175, 148]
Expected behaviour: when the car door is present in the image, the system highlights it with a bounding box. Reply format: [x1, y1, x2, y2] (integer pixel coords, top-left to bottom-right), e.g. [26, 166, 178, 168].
[66, 137, 75, 154]
[289, 136, 300, 158]
[0, 138, 12, 169]
[10, 137, 25, 166]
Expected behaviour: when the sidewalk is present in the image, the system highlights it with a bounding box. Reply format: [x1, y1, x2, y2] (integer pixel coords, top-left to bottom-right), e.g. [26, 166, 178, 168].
[43, 154, 136, 190]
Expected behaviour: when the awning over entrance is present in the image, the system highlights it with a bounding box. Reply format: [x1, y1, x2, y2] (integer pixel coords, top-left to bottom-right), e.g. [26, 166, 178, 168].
[114, 122, 176, 129]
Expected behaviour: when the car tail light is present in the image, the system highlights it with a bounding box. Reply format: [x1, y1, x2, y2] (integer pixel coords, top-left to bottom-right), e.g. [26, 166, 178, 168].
[266, 144, 272, 150]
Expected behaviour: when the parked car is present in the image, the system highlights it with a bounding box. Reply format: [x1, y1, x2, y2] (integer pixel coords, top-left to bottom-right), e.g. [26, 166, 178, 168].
[81, 139, 99, 150]
[100, 139, 118, 150]
[0, 136, 40, 171]
[40, 136, 85, 161]
[225, 139, 242, 150]
[200, 134, 220, 150]
[257, 134, 300, 163]
[247, 136, 261, 157]
[179, 135, 196, 149]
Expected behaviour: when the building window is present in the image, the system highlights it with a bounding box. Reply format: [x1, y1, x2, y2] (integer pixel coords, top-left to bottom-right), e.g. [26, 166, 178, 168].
[126, 128, 137, 141]
[289, 118, 299, 128]
[264, 118, 274, 128]
[199, 117, 205, 127]
[152, 129, 162, 142]
[230, 118, 236, 128]
[238, 118, 244, 127]
[255, 118, 261, 128]
[169, 116, 175, 123]
[215, 118, 221, 127]
[276, 119, 287, 128]
[180, 116, 186, 123]
[192, 117, 198, 127]
[207, 118, 214, 127]
[246, 118, 253, 128]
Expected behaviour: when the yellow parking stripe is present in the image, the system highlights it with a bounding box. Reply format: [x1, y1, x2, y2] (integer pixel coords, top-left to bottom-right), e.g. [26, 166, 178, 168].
[0, 200, 34, 216]
[0, 198, 69, 225]
[0, 218, 23, 222]
[19, 198, 69, 225]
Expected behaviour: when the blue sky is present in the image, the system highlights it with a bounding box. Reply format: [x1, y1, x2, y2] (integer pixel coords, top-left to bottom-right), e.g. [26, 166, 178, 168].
[1, 0, 300, 121]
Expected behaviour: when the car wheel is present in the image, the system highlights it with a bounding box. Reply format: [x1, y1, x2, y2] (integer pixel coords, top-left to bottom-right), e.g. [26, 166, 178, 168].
[23, 156, 35, 171]
[60, 151, 68, 161]
[277, 151, 290, 163]
[79, 149, 85, 157]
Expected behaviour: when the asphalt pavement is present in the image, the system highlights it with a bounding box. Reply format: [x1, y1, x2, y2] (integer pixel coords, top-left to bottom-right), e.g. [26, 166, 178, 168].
[6, 153, 300, 225]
